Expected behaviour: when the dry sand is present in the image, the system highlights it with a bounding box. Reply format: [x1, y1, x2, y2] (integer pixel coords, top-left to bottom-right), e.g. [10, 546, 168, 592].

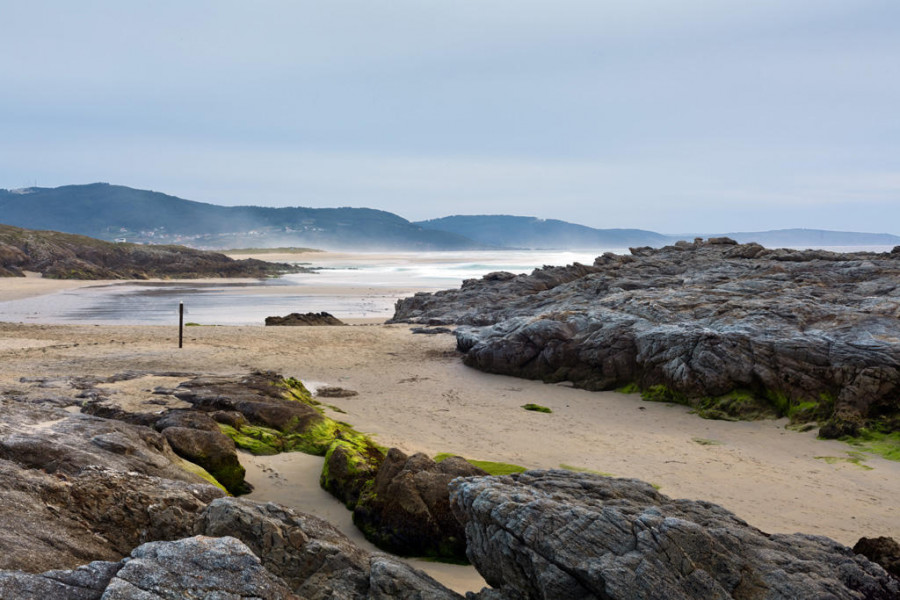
[1, 273, 899, 593]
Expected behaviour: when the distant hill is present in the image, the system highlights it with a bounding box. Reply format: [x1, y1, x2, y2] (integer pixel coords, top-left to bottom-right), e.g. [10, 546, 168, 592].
[415, 215, 669, 249]
[417, 215, 900, 250]
[717, 229, 900, 248]
[0, 183, 480, 250]
[0, 224, 302, 279]
[3, 184, 897, 252]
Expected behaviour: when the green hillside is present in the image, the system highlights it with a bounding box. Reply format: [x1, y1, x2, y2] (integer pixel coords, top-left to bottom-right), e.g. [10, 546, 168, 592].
[0, 184, 480, 250]
[416, 215, 670, 249]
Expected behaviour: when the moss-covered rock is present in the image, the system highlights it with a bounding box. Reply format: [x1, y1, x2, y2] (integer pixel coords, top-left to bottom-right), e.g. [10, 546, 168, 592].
[433, 453, 527, 476]
[321, 433, 385, 509]
[640, 384, 690, 406]
[694, 390, 779, 421]
[638, 384, 842, 426]
[218, 424, 281, 455]
[163, 427, 249, 495]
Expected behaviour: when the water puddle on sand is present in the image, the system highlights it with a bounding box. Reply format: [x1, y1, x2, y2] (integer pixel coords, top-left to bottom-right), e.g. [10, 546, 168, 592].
[240, 451, 487, 595]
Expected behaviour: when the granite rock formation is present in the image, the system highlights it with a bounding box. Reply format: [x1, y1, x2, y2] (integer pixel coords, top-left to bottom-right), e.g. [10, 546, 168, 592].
[392, 240, 900, 435]
[451, 470, 900, 600]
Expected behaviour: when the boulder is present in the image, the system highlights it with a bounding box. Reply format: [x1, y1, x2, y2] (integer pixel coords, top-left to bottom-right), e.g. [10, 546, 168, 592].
[316, 386, 360, 398]
[410, 327, 454, 334]
[451, 470, 899, 600]
[353, 448, 487, 560]
[265, 312, 346, 326]
[154, 409, 222, 432]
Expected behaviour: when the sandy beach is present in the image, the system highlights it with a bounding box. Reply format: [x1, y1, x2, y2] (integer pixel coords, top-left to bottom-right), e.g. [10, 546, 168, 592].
[1, 271, 898, 592]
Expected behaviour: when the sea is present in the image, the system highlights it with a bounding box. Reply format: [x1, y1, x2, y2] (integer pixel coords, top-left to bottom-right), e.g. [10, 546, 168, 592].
[4, 245, 893, 326]
[0, 250, 617, 325]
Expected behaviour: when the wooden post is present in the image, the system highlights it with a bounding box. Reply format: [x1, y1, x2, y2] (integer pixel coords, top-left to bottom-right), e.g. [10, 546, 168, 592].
[179, 301, 184, 349]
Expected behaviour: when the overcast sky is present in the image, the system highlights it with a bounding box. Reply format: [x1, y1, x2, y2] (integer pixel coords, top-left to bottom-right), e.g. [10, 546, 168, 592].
[2, 1, 898, 233]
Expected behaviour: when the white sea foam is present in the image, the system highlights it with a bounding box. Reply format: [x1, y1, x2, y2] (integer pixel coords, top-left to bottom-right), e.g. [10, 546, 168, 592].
[0, 250, 623, 325]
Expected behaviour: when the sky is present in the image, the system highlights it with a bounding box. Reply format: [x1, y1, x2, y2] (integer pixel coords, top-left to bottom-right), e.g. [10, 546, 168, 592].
[1, 1, 899, 233]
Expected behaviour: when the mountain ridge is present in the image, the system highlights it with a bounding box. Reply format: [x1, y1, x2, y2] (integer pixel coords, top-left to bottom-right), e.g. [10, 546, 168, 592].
[3, 183, 898, 250]
[0, 183, 480, 251]
[416, 214, 670, 249]
[418, 214, 900, 249]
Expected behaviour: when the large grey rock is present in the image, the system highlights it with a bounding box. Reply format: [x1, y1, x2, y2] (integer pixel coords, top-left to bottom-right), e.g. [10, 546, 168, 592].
[392, 242, 900, 433]
[854, 536, 900, 580]
[101, 536, 299, 599]
[451, 470, 899, 600]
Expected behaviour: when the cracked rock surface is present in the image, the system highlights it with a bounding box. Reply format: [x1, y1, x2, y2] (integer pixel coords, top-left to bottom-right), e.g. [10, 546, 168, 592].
[451, 470, 900, 600]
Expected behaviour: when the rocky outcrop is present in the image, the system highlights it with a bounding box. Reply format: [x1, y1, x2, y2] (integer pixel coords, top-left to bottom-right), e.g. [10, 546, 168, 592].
[265, 311, 346, 326]
[392, 241, 900, 434]
[0, 399, 207, 486]
[0, 497, 463, 600]
[0, 458, 223, 573]
[0, 535, 316, 600]
[0, 388, 225, 572]
[0, 380, 464, 599]
[196, 497, 461, 599]
[316, 386, 359, 398]
[0, 223, 305, 279]
[353, 449, 487, 560]
[451, 470, 899, 600]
